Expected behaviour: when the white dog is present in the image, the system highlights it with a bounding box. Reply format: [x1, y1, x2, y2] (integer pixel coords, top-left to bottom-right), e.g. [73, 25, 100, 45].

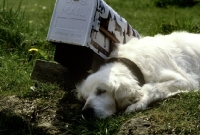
[76, 31, 200, 119]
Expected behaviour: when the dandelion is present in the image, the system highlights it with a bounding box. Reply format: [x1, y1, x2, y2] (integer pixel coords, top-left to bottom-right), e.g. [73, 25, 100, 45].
[28, 48, 38, 62]
[29, 48, 38, 52]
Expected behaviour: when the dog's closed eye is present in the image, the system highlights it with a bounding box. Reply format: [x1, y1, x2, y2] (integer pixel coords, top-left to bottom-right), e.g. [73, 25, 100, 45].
[96, 88, 106, 96]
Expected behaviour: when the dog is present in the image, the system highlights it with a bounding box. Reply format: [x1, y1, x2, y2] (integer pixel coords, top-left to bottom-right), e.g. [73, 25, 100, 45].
[76, 31, 200, 119]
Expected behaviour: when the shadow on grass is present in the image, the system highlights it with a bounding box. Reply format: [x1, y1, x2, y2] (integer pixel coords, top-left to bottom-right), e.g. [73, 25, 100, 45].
[155, 0, 199, 8]
[0, 109, 33, 135]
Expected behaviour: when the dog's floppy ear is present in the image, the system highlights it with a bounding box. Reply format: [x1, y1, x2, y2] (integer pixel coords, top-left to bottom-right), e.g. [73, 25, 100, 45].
[77, 91, 85, 102]
[114, 84, 143, 111]
[75, 82, 86, 102]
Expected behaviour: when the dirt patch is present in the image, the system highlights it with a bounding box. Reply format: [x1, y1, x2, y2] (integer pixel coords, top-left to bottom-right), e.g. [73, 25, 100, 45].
[117, 116, 151, 135]
[0, 89, 82, 135]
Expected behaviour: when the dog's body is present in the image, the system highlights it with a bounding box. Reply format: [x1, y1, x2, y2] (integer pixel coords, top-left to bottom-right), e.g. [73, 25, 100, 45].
[76, 31, 200, 119]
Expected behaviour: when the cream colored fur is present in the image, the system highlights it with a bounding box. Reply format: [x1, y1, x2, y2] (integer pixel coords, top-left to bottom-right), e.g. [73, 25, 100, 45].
[76, 31, 200, 119]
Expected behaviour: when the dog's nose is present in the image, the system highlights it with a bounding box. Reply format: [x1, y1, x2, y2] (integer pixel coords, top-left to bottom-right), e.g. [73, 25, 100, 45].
[81, 107, 96, 120]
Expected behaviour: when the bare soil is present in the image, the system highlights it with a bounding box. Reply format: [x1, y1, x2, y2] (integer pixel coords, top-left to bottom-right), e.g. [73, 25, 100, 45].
[0, 89, 82, 135]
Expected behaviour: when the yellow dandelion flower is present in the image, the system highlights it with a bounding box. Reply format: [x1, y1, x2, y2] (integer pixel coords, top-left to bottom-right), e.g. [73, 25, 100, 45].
[29, 48, 38, 52]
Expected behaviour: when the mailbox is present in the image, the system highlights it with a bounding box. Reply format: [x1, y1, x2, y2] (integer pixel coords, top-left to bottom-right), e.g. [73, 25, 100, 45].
[47, 0, 140, 71]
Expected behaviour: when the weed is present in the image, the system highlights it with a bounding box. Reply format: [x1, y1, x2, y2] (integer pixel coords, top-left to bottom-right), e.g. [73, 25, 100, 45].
[0, 0, 30, 52]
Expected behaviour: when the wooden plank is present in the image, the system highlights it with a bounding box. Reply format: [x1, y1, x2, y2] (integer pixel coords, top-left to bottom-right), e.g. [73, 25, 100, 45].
[100, 26, 120, 43]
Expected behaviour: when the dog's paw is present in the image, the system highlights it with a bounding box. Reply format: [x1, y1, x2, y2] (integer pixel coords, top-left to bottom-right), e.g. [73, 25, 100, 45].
[125, 102, 147, 113]
[125, 104, 137, 113]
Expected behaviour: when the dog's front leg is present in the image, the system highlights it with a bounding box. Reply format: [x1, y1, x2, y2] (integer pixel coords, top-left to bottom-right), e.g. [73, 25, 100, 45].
[125, 84, 154, 113]
[125, 80, 194, 113]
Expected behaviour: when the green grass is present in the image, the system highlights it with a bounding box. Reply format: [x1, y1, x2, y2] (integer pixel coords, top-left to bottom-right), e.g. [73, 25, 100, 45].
[0, 0, 200, 134]
[106, 0, 200, 35]
[0, 53, 31, 95]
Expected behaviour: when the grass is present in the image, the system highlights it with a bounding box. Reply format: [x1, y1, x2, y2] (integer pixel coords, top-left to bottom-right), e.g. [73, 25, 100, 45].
[0, 0, 200, 134]
[105, 0, 200, 35]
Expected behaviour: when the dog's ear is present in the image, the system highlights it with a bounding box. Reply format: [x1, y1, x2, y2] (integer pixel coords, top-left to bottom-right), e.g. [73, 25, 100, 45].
[76, 90, 85, 102]
[75, 82, 86, 102]
[114, 84, 143, 111]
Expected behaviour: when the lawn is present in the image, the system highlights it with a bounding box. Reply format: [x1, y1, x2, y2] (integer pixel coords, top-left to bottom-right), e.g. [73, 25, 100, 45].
[0, 0, 200, 134]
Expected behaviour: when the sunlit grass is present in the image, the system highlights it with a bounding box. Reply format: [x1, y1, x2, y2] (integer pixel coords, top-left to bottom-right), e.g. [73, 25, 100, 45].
[0, 53, 31, 96]
[105, 0, 200, 35]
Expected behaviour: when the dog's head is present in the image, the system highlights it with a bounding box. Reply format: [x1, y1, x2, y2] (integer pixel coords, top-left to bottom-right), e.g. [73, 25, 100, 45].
[76, 63, 142, 119]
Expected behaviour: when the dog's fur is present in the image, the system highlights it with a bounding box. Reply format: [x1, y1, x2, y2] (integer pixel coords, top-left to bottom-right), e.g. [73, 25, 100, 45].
[76, 31, 200, 119]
